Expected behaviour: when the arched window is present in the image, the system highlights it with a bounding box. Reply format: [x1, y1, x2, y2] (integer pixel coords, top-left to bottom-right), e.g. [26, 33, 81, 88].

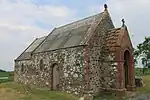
[40, 59, 44, 70]
[21, 64, 24, 73]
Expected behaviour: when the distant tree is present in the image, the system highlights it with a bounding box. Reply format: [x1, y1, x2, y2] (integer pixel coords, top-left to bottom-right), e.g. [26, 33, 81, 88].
[0, 69, 6, 72]
[134, 48, 138, 65]
[134, 36, 150, 74]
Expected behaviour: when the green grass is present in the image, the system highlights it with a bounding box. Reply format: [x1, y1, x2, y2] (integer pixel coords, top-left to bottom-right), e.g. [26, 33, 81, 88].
[0, 82, 79, 100]
[0, 70, 150, 100]
[0, 71, 14, 84]
[136, 75, 150, 93]
[93, 95, 125, 100]
[135, 68, 150, 76]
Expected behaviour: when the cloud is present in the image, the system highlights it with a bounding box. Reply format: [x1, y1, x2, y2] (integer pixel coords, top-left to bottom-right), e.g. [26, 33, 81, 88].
[88, 0, 150, 47]
[88, 0, 150, 67]
[1, 0, 150, 70]
[107, 0, 150, 46]
[0, 0, 76, 71]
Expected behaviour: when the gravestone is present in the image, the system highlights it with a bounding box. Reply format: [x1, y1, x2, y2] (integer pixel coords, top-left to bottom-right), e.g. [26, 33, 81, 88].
[135, 76, 143, 87]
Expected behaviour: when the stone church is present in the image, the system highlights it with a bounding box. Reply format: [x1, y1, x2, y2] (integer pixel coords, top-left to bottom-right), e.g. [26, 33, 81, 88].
[14, 4, 135, 96]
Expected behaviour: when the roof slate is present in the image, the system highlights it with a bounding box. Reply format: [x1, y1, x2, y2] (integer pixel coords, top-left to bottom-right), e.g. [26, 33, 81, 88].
[26, 36, 46, 52]
[16, 12, 104, 60]
[16, 36, 46, 60]
[35, 13, 103, 52]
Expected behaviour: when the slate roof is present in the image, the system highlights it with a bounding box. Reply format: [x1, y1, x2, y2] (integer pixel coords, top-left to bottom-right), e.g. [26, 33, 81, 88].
[26, 36, 46, 52]
[34, 13, 103, 52]
[16, 12, 104, 60]
[16, 36, 46, 60]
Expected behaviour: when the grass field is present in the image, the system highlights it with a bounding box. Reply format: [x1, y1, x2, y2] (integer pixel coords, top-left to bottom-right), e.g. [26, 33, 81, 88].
[0, 72, 79, 100]
[135, 68, 150, 76]
[0, 82, 79, 100]
[136, 75, 150, 93]
[0, 71, 13, 84]
[0, 70, 150, 100]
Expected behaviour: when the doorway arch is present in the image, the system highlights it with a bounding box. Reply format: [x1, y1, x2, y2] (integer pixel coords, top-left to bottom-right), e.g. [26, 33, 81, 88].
[124, 50, 131, 88]
[51, 63, 60, 90]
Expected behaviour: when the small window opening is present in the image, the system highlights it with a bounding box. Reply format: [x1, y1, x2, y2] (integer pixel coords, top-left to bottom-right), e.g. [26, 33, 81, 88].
[40, 59, 44, 70]
[21, 64, 24, 73]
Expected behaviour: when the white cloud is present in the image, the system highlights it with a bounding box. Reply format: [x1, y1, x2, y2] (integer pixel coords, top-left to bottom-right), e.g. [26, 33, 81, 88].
[0, 0, 76, 71]
[1, 0, 150, 70]
[106, 0, 150, 46]
[88, 0, 150, 67]
[88, 0, 150, 47]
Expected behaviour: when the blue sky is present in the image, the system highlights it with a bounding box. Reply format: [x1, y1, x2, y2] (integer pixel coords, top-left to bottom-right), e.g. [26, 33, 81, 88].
[32, 0, 105, 7]
[0, 0, 150, 71]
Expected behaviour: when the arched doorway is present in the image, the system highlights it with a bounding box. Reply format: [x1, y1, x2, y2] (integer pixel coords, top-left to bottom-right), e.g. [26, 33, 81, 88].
[51, 63, 60, 90]
[124, 50, 131, 88]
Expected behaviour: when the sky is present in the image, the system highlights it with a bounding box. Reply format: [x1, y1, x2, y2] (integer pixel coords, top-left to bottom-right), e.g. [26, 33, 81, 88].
[0, 0, 150, 71]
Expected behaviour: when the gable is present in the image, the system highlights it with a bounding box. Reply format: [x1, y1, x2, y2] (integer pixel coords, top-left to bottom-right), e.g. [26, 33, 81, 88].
[118, 27, 133, 51]
[104, 27, 133, 54]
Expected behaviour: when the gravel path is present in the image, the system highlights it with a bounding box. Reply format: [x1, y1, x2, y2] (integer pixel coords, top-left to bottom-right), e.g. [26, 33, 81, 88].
[131, 94, 150, 100]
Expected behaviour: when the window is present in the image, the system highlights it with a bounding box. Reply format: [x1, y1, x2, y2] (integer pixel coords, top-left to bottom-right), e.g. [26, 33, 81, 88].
[40, 59, 44, 70]
[21, 64, 24, 73]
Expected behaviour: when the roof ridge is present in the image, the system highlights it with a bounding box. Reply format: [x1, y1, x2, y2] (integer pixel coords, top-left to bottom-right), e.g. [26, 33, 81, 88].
[83, 11, 107, 44]
[37, 36, 47, 39]
[56, 12, 103, 30]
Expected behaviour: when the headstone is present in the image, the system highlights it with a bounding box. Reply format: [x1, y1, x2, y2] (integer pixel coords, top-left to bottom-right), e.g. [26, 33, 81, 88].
[135, 76, 144, 87]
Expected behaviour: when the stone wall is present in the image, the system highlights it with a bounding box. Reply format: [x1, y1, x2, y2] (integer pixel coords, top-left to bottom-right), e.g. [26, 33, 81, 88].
[15, 46, 87, 96]
[87, 12, 118, 94]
